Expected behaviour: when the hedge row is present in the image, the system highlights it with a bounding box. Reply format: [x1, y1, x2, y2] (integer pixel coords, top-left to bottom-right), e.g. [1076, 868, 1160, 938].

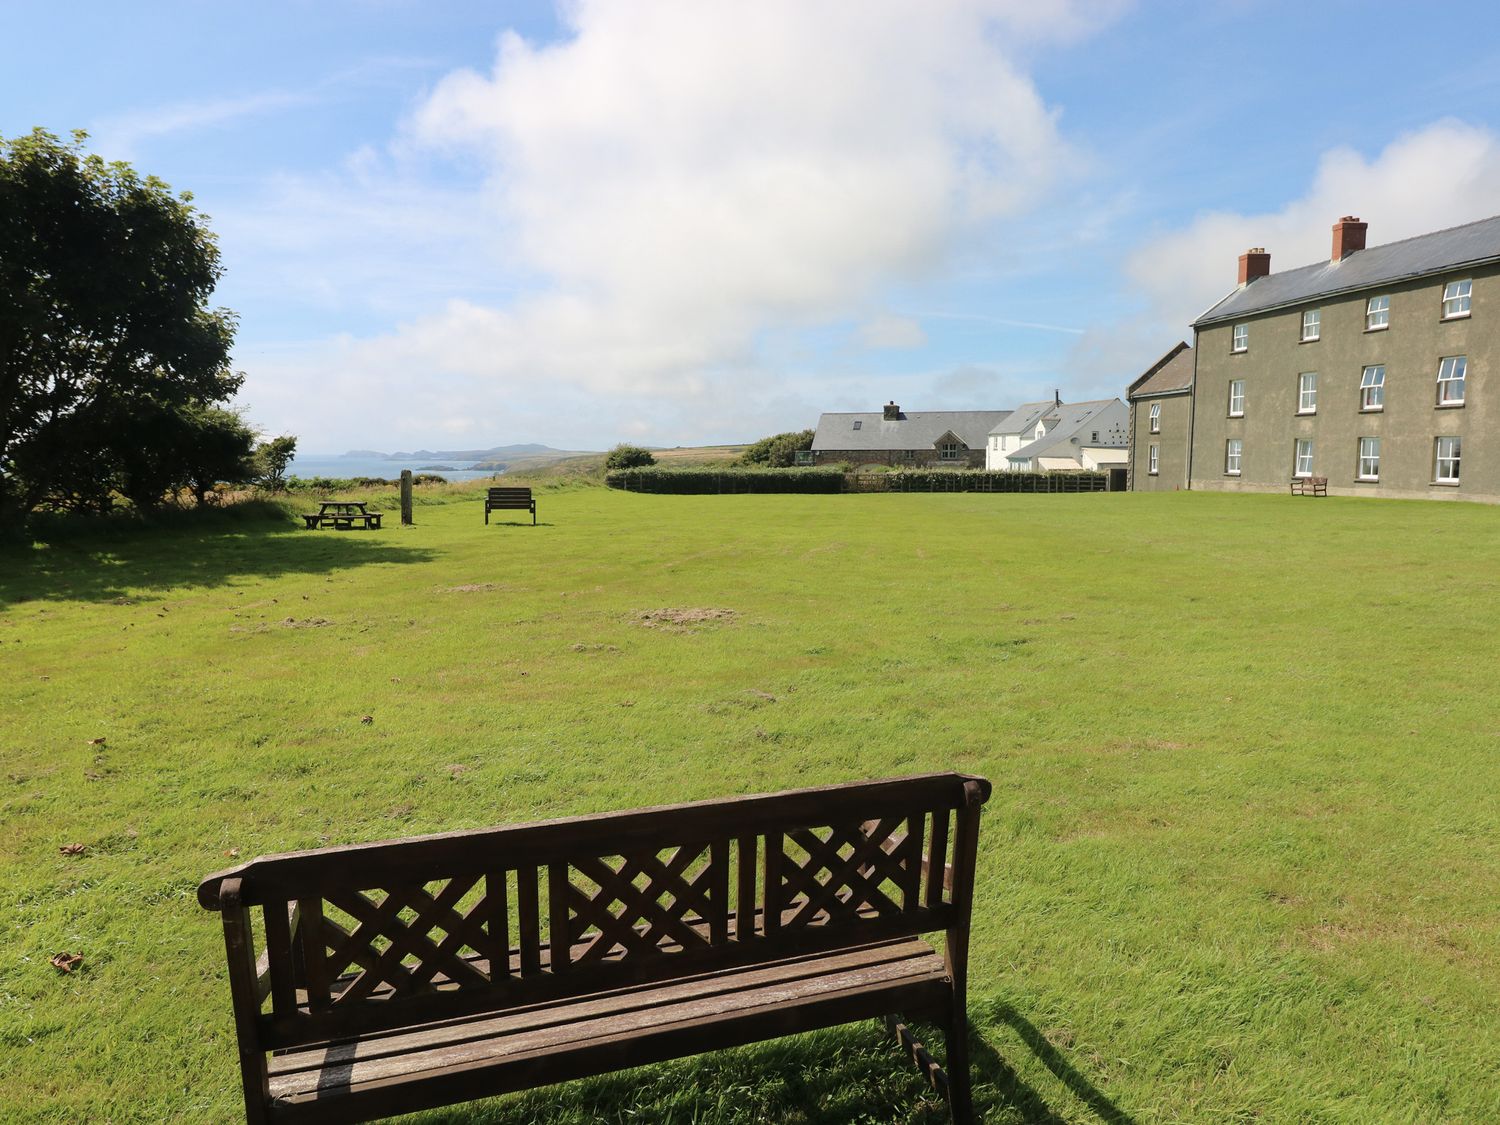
[878, 470, 1108, 493]
[605, 467, 1111, 494]
[605, 468, 845, 493]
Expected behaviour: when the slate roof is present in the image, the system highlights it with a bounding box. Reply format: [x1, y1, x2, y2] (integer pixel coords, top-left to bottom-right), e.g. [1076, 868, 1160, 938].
[1127, 342, 1193, 399]
[987, 401, 1057, 437]
[1008, 399, 1127, 462]
[810, 409, 1012, 452]
[1196, 213, 1500, 326]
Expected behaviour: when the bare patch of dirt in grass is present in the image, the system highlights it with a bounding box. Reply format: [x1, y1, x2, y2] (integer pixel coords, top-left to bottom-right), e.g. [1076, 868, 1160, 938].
[442, 583, 496, 593]
[280, 617, 333, 629]
[571, 643, 621, 654]
[636, 607, 736, 630]
[1296, 920, 1482, 965]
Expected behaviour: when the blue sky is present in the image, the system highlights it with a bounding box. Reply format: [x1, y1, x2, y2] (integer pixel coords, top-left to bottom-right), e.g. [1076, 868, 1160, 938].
[8, 1, 1500, 452]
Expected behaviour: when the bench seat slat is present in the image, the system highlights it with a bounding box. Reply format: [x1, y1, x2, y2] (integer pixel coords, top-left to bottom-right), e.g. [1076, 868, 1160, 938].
[267, 936, 946, 1109]
[270, 933, 931, 1074]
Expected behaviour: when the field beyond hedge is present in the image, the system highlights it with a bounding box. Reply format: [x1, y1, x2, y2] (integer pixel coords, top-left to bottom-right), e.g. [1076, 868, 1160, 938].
[2, 488, 1497, 1123]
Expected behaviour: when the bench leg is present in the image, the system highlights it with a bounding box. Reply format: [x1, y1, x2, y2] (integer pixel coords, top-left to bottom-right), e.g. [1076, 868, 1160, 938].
[942, 1009, 974, 1125]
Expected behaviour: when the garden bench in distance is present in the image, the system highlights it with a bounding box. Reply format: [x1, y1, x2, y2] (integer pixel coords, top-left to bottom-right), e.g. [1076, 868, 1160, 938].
[1289, 476, 1328, 496]
[198, 772, 992, 1124]
[484, 486, 536, 525]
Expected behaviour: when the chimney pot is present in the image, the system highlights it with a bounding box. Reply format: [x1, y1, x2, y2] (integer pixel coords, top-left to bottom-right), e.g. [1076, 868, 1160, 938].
[1238, 248, 1271, 285]
[1332, 215, 1367, 262]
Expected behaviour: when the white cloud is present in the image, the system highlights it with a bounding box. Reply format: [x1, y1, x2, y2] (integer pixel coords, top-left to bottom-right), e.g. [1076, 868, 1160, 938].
[1056, 119, 1500, 398]
[857, 314, 927, 349]
[1127, 119, 1500, 333]
[234, 0, 1124, 448]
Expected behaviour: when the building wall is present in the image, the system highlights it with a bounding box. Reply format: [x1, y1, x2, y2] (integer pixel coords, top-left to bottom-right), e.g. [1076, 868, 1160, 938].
[1190, 265, 1500, 501]
[1129, 392, 1190, 490]
[809, 448, 986, 469]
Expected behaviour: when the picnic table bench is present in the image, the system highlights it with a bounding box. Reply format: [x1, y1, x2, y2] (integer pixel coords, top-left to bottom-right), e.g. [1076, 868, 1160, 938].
[302, 502, 383, 530]
[1289, 476, 1328, 496]
[198, 772, 992, 1124]
[484, 486, 536, 525]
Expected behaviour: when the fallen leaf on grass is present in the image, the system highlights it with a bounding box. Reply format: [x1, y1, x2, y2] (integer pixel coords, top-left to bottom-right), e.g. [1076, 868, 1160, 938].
[50, 952, 83, 973]
[87, 737, 106, 746]
[224, 847, 240, 858]
[59, 843, 86, 856]
[360, 715, 373, 724]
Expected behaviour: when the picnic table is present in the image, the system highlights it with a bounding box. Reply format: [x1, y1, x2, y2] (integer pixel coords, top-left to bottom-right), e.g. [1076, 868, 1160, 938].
[302, 502, 382, 530]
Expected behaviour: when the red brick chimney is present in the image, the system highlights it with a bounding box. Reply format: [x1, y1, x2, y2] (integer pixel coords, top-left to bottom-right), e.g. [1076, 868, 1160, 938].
[1238, 247, 1270, 286]
[1332, 215, 1367, 262]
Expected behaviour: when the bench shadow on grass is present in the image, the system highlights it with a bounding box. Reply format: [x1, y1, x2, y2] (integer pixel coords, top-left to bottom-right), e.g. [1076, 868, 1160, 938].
[0, 510, 439, 606]
[404, 1011, 1135, 1124]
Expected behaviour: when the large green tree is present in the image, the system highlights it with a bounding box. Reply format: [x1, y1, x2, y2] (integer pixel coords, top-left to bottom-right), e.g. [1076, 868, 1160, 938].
[0, 128, 243, 515]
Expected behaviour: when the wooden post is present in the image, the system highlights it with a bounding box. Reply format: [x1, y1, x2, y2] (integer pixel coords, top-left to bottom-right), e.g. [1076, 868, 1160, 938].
[400, 470, 413, 526]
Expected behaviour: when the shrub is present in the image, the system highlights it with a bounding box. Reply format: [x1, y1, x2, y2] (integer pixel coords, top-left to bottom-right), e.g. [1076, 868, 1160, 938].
[735, 429, 814, 468]
[605, 444, 657, 470]
[605, 468, 845, 494]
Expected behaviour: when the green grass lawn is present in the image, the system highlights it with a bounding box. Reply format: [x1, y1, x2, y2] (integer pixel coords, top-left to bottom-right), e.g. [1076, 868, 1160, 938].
[2, 486, 1497, 1123]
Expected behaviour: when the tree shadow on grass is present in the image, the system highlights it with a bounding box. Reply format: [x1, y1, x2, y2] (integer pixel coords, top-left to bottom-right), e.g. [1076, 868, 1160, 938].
[397, 1012, 1132, 1125]
[0, 509, 439, 606]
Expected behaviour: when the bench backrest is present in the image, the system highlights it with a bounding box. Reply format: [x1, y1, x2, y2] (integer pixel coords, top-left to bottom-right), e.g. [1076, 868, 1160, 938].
[486, 487, 532, 504]
[199, 773, 989, 1053]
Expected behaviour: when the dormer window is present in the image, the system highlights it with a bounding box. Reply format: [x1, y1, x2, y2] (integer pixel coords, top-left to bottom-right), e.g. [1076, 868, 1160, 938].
[939, 442, 961, 461]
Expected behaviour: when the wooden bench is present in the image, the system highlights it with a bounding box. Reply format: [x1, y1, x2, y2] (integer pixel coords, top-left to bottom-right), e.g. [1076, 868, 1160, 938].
[1289, 476, 1328, 496]
[484, 487, 536, 525]
[198, 772, 991, 1124]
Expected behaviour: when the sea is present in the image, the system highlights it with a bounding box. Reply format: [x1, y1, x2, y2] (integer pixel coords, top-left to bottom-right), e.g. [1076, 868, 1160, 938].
[286, 455, 503, 483]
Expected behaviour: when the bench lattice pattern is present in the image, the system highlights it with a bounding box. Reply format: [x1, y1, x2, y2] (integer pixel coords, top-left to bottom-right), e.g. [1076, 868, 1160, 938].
[248, 814, 946, 1033]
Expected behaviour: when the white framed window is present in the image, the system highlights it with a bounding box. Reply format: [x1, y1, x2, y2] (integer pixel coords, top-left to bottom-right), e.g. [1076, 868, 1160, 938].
[1228, 379, 1245, 417]
[1360, 365, 1385, 411]
[1442, 279, 1472, 319]
[1437, 355, 1466, 405]
[1301, 309, 1321, 341]
[1435, 435, 1461, 483]
[939, 441, 961, 461]
[1294, 439, 1314, 478]
[1298, 372, 1318, 414]
[1231, 323, 1248, 352]
[1148, 444, 1159, 475]
[1149, 402, 1161, 433]
[1366, 294, 1390, 330]
[1225, 439, 1242, 475]
[1358, 437, 1380, 481]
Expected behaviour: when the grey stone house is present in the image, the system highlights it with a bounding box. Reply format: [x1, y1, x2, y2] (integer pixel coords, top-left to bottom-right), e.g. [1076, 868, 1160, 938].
[1127, 342, 1193, 490]
[1183, 214, 1500, 501]
[807, 402, 1009, 468]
